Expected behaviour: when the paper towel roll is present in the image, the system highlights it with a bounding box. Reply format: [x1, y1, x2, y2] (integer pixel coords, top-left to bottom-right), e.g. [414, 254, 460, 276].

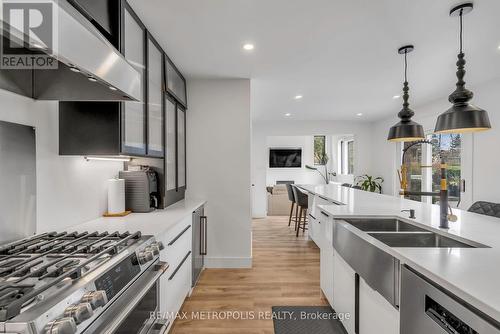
[108, 179, 125, 214]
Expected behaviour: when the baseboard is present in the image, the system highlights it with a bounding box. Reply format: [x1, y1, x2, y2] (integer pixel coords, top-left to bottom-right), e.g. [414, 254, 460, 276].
[204, 256, 252, 268]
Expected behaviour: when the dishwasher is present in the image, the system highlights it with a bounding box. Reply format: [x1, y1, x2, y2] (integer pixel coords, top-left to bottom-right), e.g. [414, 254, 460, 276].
[400, 265, 500, 334]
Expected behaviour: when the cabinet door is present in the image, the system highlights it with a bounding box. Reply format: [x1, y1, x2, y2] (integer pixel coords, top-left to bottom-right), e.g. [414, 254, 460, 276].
[177, 105, 186, 189]
[359, 278, 399, 334]
[165, 96, 177, 192]
[146, 35, 164, 157]
[122, 5, 146, 155]
[333, 250, 356, 334]
[165, 57, 187, 106]
[320, 245, 334, 307]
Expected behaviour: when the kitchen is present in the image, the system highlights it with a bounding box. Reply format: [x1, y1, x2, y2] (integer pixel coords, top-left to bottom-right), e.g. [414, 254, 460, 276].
[1, 0, 500, 334]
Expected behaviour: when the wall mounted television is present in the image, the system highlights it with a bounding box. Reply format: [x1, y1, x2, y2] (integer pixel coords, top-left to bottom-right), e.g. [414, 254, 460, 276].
[269, 148, 302, 168]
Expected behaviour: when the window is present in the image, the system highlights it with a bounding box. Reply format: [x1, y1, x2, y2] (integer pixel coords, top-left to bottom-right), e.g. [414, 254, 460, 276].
[314, 135, 326, 165]
[402, 133, 462, 206]
[339, 139, 354, 175]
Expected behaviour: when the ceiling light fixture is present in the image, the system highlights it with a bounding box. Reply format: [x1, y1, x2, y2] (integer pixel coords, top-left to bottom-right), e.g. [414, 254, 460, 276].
[69, 67, 80, 73]
[294, 95, 303, 100]
[393, 95, 401, 99]
[109, 86, 117, 91]
[285, 113, 291, 117]
[434, 3, 491, 134]
[243, 43, 254, 51]
[387, 45, 425, 142]
[88, 77, 97, 82]
[356, 113, 363, 117]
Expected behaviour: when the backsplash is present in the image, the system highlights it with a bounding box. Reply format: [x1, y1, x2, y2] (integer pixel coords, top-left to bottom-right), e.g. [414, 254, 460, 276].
[0, 90, 123, 233]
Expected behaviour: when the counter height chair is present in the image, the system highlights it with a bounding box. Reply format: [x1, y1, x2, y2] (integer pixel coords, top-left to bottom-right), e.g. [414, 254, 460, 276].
[341, 183, 352, 187]
[351, 185, 362, 190]
[292, 186, 309, 237]
[468, 201, 500, 219]
[286, 184, 298, 228]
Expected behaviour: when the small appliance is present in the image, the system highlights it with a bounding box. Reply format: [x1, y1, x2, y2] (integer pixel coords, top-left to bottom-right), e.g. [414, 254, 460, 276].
[119, 169, 160, 213]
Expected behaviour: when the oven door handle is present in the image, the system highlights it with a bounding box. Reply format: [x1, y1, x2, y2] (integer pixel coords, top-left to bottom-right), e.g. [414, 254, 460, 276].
[89, 261, 169, 334]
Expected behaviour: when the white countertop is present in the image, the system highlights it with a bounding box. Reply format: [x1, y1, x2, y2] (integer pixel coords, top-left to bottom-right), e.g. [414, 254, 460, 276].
[69, 198, 206, 237]
[301, 183, 500, 321]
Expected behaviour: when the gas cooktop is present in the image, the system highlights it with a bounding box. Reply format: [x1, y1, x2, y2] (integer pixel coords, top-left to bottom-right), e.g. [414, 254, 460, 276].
[0, 231, 164, 334]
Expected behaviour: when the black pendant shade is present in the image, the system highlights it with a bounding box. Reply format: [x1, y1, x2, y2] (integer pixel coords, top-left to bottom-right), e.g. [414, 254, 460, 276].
[435, 3, 491, 134]
[388, 45, 425, 142]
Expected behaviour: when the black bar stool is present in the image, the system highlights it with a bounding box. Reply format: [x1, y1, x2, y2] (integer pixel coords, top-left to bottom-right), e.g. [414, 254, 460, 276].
[292, 186, 308, 237]
[468, 201, 500, 218]
[286, 184, 298, 228]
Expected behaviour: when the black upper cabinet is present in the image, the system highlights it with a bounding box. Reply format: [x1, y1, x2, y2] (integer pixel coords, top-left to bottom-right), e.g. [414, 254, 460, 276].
[68, 0, 120, 48]
[146, 34, 164, 157]
[121, 3, 147, 156]
[59, 0, 187, 161]
[165, 56, 187, 107]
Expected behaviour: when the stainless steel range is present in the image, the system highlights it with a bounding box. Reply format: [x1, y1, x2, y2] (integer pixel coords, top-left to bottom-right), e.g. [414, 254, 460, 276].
[0, 231, 168, 334]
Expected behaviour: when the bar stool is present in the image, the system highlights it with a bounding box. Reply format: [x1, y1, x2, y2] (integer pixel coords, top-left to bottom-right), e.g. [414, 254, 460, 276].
[286, 184, 298, 228]
[341, 183, 352, 187]
[292, 186, 309, 237]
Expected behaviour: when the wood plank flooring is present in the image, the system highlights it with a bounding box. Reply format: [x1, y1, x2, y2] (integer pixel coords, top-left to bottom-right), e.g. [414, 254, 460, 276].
[170, 216, 328, 334]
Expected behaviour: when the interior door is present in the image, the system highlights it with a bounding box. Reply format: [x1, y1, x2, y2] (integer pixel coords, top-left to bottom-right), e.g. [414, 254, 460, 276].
[122, 4, 146, 155]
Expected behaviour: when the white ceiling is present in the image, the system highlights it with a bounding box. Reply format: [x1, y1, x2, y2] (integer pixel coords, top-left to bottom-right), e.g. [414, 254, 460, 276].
[129, 0, 500, 122]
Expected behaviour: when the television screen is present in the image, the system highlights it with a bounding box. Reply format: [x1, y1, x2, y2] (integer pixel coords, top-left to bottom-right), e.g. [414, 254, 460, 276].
[269, 148, 302, 168]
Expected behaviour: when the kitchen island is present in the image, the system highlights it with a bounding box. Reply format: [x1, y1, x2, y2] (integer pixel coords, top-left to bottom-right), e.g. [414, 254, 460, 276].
[301, 183, 500, 333]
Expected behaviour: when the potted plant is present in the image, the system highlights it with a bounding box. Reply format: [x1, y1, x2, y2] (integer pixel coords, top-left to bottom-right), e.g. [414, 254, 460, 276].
[306, 152, 334, 184]
[355, 175, 384, 193]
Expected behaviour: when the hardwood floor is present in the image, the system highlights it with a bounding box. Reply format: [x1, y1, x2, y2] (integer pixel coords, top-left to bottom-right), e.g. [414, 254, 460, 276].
[170, 216, 327, 334]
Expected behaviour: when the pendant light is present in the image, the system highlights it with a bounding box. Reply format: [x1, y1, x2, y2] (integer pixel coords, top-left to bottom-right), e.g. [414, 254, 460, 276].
[434, 3, 491, 134]
[387, 45, 425, 142]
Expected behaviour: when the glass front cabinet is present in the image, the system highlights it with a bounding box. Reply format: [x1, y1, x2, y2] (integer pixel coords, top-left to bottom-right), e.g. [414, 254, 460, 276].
[146, 34, 164, 157]
[122, 4, 147, 155]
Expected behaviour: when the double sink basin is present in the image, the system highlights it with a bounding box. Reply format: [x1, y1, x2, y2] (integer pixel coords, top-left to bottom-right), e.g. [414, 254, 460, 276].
[333, 217, 486, 308]
[344, 218, 478, 248]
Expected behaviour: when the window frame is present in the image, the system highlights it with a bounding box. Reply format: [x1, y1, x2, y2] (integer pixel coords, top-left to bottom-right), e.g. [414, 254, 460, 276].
[313, 135, 327, 165]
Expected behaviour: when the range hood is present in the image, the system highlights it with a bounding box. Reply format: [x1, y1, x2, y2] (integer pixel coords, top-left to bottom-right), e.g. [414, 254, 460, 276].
[0, 0, 141, 101]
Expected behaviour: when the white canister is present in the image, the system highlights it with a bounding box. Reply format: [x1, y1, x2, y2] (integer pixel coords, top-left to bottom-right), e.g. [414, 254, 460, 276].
[108, 178, 125, 214]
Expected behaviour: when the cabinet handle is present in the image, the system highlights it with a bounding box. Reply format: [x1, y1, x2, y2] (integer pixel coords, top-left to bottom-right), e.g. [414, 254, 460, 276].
[320, 211, 329, 217]
[167, 225, 191, 246]
[355, 273, 360, 334]
[168, 251, 191, 281]
[308, 213, 316, 220]
[318, 195, 329, 201]
[200, 216, 208, 255]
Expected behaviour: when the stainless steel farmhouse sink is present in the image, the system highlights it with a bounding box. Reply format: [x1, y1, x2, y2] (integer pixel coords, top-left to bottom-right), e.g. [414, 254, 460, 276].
[342, 218, 427, 232]
[368, 232, 474, 248]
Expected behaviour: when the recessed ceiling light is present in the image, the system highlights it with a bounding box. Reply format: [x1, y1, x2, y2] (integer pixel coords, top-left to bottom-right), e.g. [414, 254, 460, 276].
[294, 95, 303, 100]
[243, 43, 254, 51]
[109, 86, 117, 91]
[393, 95, 401, 99]
[88, 77, 97, 82]
[356, 113, 363, 117]
[285, 113, 291, 117]
[70, 67, 80, 73]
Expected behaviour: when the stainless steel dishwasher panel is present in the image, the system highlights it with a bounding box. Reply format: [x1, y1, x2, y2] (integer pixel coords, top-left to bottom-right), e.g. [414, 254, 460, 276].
[401, 266, 500, 334]
[333, 221, 399, 308]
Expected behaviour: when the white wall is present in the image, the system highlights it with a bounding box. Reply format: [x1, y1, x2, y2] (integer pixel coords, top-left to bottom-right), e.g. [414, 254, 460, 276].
[186, 78, 252, 268]
[266, 135, 324, 185]
[370, 79, 500, 205]
[252, 120, 374, 217]
[0, 90, 123, 233]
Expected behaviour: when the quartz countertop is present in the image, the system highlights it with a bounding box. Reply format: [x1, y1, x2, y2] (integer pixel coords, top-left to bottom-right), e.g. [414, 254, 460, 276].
[69, 198, 206, 237]
[300, 183, 500, 321]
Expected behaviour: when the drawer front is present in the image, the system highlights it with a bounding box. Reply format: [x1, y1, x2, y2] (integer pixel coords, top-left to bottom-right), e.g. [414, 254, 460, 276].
[165, 225, 192, 277]
[165, 251, 192, 331]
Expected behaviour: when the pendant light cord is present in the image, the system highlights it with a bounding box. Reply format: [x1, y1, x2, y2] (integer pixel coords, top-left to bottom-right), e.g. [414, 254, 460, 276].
[459, 9, 463, 53]
[404, 50, 408, 82]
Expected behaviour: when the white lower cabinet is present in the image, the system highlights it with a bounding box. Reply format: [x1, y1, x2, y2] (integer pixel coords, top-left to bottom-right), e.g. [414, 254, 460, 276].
[320, 217, 334, 306]
[333, 250, 356, 334]
[157, 216, 193, 332]
[359, 278, 399, 334]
